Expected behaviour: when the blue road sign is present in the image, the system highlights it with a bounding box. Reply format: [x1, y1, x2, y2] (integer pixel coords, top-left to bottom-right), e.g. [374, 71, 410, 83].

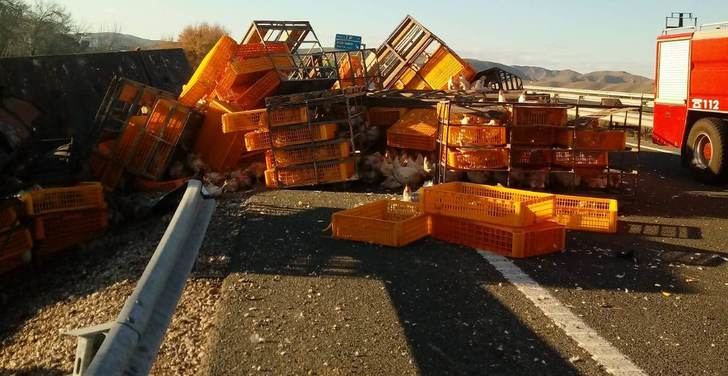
[334, 34, 362, 51]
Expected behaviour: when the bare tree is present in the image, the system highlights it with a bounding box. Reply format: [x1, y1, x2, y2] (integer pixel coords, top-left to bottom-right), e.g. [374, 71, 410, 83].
[177, 23, 229, 68]
[0, 0, 81, 57]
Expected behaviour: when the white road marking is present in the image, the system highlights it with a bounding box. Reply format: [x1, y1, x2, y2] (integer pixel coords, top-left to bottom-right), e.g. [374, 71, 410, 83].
[626, 142, 681, 155]
[480, 251, 647, 376]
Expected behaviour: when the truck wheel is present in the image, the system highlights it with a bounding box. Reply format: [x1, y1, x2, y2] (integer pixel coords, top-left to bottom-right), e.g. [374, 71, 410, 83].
[686, 118, 728, 184]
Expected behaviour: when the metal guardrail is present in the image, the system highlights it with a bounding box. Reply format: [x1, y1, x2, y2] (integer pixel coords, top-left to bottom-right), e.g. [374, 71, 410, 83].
[524, 85, 655, 128]
[66, 180, 216, 375]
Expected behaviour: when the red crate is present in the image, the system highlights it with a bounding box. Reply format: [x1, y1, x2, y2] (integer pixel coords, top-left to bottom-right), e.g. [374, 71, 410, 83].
[22, 183, 106, 216]
[235, 42, 289, 59]
[33, 209, 109, 255]
[265, 158, 356, 188]
[572, 130, 627, 151]
[332, 200, 430, 247]
[511, 149, 553, 168]
[265, 141, 351, 168]
[431, 215, 565, 258]
[553, 151, 609, 168]
[441, 125, 507, 147]
[511, 126, 556, 146]
[0, 227, 33, 262]
[511, 106, 567, 126]
[445, 148, 509, 170]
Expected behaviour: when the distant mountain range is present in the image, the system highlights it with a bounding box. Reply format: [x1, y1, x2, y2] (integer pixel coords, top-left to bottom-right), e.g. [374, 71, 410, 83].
[79, 32, 167, 51]
[467, 59, 654, 94]
[80, 33, 653, 94]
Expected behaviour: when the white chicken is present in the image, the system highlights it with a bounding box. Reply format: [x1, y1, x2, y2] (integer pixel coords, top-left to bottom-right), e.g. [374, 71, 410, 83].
[518, 91, 527, 103]
[447, 75, 458, 91]
[458, 73, 471, 91]
[204, 172, 226, 186]
[498, 89, 506, 103]
[393, 157, 425, 188]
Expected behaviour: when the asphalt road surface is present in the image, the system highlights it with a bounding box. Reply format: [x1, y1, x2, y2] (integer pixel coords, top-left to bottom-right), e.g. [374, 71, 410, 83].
[203, 141, 728, 376]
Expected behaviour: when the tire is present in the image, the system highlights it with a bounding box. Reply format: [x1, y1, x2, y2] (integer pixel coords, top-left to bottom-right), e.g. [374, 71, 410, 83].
[685, 118, 728, 184]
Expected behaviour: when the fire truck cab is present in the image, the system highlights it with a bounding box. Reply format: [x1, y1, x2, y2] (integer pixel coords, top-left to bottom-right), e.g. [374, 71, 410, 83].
[653, 15, 728, 183]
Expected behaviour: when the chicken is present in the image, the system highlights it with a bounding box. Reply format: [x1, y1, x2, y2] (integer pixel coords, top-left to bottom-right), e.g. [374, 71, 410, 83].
[222, 177, 240, 193]
[380, 150, 396, 178]
[498, 89, 506, 103]
[458, 73, 471, 91]
[393, 157, 424, 188]
[461, 114, 471, 125]
[204, 172, 226, 186]
[447, 75, 458, 91]
[203, 184, 223, 197]
[187, 153, 208, 174]
[518, 91, 527, 103]
[472, 77, 486, 92]
[230, 169, 254, 190]
[402, 185, 412, 202]
[359, 152, 385, 184]
[423, 155, 434, 176]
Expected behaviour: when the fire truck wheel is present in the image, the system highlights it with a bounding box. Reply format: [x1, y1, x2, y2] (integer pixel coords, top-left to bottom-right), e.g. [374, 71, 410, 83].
[686, 118, 728, 184]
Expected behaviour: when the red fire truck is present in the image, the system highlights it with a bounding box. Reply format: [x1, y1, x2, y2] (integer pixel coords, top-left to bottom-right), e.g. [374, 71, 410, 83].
[653, 14, 728, 183]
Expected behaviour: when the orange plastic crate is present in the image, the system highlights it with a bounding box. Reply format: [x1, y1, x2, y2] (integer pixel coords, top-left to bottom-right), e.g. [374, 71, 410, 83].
[431, 215, 565, 258]
[22, 183, 106, 216]
[332, 200, 430, 247]
[387, 109, 438, 151]
[367, 107, 407, 127]
[33, 209, 109, 255]
[245, 123, 338, 151]
[553, 151, 609, 168]
[511, 126, 556, 146]
[264, 158, 356, 188]
[236, 70, 281, 109]
[511, 106, 568, 126]
[446, 148, 509, 170]
[179, 35, 238, 106]
[422, 182, 555, 227]
[228, 55, 294, 83]
[222, 106, 308, 133]
[441, 125, 507, 147]
[193, 100, 244, 172]
[266, 141, 351, 168]
[409, 46, 475, 90]
[572, 130, 627, 151]
[511, 149, 553, 168]
[145, 99, 193, 144]
[0, 206, 18, 232]
[126, 133, 175, 179]
[0, 227, 33, 262]
[235, 42, 289, 59]
[553, 195, 618, 233]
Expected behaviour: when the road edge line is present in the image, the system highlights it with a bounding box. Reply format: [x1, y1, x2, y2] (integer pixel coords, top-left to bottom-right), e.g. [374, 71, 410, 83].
[479, 251, 647, 376]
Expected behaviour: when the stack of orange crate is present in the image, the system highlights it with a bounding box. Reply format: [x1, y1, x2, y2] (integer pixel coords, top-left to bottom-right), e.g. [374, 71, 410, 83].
[21, 183, 109, 257]
[0, 204, 33, 274]
[181, 36, 294, 172]
[422, 183, 566, 258]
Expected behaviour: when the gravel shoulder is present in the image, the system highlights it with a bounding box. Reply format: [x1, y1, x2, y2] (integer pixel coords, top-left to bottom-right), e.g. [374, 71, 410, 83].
[0, 192, 245, 375]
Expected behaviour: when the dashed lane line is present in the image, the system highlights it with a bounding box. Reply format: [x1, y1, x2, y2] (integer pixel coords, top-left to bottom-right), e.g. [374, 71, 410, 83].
[480, 251, 647, 376]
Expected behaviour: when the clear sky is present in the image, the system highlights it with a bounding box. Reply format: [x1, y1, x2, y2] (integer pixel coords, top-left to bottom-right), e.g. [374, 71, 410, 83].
[55, 0, 728, 77]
